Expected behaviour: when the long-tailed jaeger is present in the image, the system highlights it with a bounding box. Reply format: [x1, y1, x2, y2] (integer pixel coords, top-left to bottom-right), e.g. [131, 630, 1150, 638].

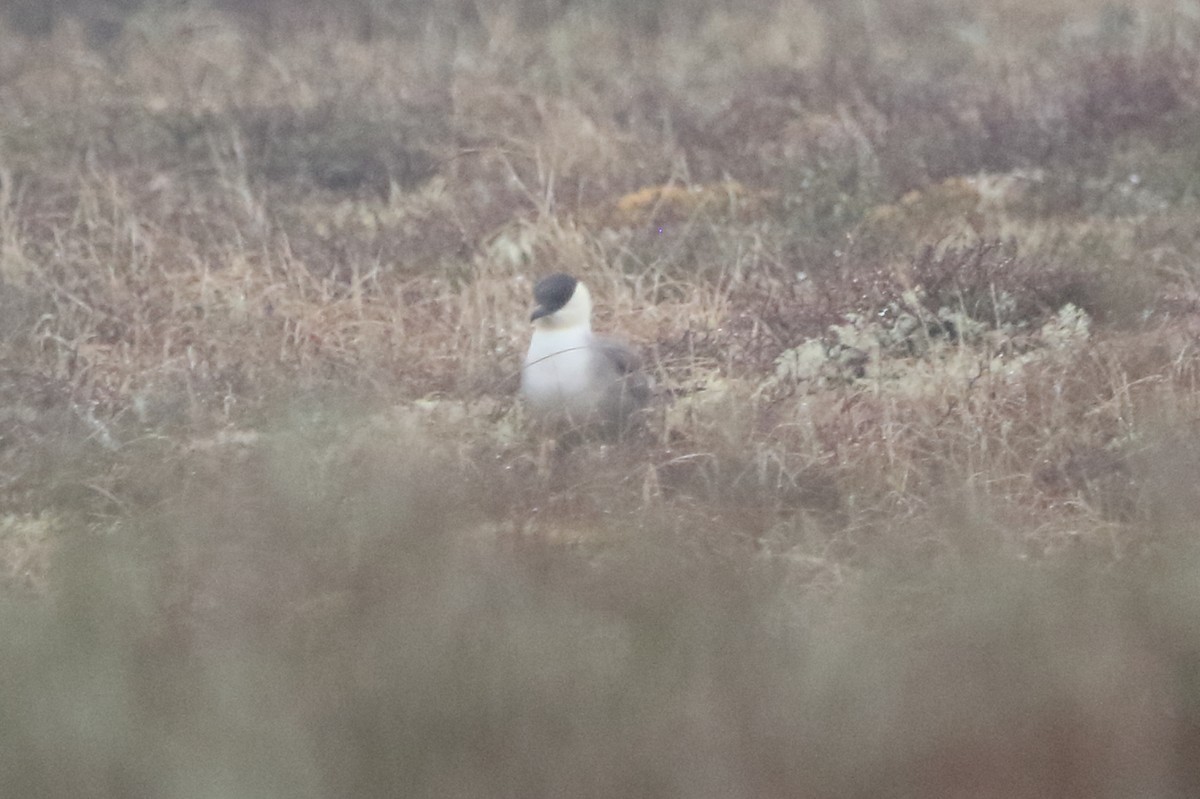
[520, 273, 650, 436]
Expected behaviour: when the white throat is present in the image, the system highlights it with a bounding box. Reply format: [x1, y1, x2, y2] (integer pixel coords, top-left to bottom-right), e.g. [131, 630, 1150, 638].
[521, 323, 597, 414]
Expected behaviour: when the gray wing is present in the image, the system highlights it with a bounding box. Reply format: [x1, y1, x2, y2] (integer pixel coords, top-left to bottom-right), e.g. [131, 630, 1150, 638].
[594, 336, 652, 419]
[595, 335, 642, 376]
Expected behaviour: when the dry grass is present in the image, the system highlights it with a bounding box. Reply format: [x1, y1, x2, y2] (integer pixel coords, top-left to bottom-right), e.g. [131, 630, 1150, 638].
[4, 0, 1200, 795]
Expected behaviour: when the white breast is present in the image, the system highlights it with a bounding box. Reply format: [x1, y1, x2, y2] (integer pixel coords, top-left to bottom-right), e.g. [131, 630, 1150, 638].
[521, 326, 599, 416]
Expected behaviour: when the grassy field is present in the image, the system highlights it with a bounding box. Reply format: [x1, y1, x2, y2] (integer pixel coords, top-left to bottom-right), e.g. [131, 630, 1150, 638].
[4, 0, 1200, 795]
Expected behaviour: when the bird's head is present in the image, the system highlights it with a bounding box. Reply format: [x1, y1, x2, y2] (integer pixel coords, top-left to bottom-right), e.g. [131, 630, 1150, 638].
[530, 273, 593, 330]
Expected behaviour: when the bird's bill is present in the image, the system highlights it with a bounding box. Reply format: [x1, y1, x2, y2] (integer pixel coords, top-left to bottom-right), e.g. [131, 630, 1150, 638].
[530, 305, 551, 321]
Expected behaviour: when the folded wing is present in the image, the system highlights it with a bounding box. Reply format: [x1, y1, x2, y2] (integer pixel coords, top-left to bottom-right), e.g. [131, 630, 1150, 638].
[594, 335, 652, 429]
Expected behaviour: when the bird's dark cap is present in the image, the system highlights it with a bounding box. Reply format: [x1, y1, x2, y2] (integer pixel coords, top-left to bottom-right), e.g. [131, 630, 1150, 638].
[530, 273, 577, 321]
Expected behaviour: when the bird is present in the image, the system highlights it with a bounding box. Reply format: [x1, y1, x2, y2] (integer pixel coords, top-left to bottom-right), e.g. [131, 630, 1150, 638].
[520, 273, 650, 437]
